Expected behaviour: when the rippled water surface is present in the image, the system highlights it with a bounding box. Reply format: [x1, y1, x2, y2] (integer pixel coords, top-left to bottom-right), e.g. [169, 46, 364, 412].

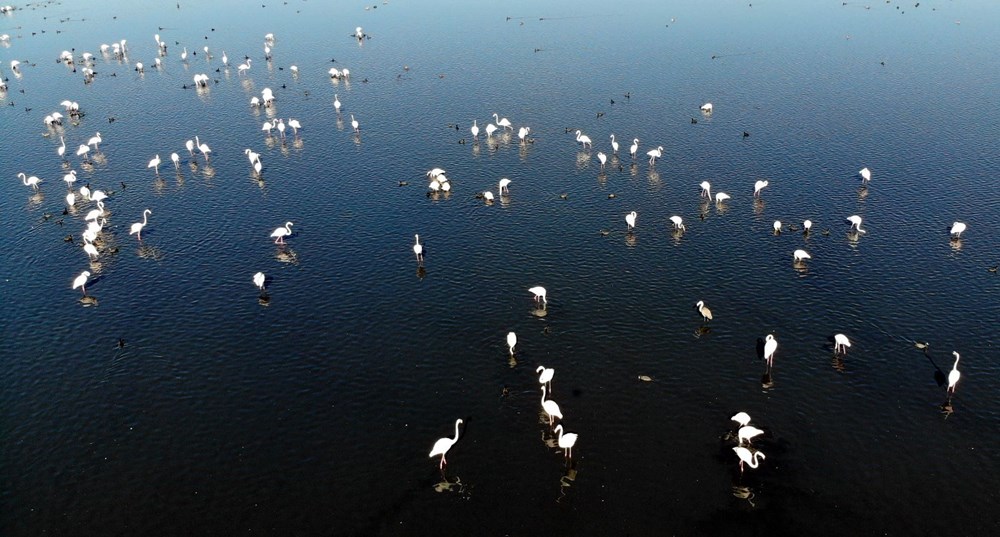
[2, 0, 1000, 535]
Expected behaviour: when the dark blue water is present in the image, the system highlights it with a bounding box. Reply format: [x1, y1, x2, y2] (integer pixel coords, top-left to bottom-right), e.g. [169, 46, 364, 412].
[2, 0, 1000, 535]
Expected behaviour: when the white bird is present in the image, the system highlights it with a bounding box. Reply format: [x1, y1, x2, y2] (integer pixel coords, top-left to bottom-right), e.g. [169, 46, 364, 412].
[171, 153, 180, 169]
[947, 351, 961, 395]
[833, 334, 851, 354]
[754, 179, 769, 197]
[130, 209, 151, 240]
[57, 136, 67, 159]
[763, 334, 778, 367]
[700, 102, 713, 113]
[610, 134, 619, 154]
[575, 130, 592, 149]
[629, 138, 639, 160]
[185, 139, 195, 156]
[773, 220, 782, 234]
[793, 249, 811, 263]
[287, 119, 302, 136]
[79, 185, 91, 201]
[87, 132, 102, 150]
[181, 47, 188, 61]
[625, 211, 637, 231]
[733, 446, 765, 473]
[470, 119, 479, 139]
[65, 191, 76, 207]
[859, 167, 871, 183]
[63, 170, 77, 186]
[83, 239, 98, 260]
[350, 114, 359, 133]
[221, 50, 229, 66]
[428, 419, 463, 469]
[135, 61, 144, 73]
[738, 425, 764, 445]
[426, 168, 446, 179]
[731, 412, 752, 428]
[271, 221, 293, 244]
[518, 126, 530, 143]
[950, 222, 967, 238]
[492, 113, 512, 130]
[195, 136, 210, 159]
[485, 123, 498, 137]
[553, 424, 579, 459]
[253, 271, 266, 292]
[76, 144, 90, 162]
[483, 191, 494, 202]
[529, 286, 547, 306]
[276, 118, 286, 138]
[506, 332, 517, 356]
[250, 96, 261, 107]
[670, 215, 685, 231]
[536, 365, 554, 391]
[18, 172, 41, 190]
[715, 192, 731, 203]
[499, 178, 511, 195]
[540, 386, 562, 426]
[695, 300, 712, 321]
[237, 58, 251, 75]
[700, 181, 712, 199]
[333, 94, 342, 113]
[413, 234, 423, 261]
[72, 270, 91, 295]
[597, 152, 607, 169]
[147, 154, 161, 175]
[803, 220, 812, 234]
[91, 190, 107, 204]
[355, 26, 364, 40]
[847, 215, 866, 234]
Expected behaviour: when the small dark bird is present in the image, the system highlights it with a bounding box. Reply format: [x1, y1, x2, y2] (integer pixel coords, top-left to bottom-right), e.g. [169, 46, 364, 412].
[691, 118, 698, 124]
[743, 131, 750, 138]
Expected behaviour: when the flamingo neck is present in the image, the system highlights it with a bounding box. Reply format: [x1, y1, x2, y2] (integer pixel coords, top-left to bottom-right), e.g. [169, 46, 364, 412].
[452, 420, 461, 442]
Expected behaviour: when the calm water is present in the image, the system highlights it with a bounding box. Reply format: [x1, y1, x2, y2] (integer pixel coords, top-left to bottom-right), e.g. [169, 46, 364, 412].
[2, 0, 1000, 535]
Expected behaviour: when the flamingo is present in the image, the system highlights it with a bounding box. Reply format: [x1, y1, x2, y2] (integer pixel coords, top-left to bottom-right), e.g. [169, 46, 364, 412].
[428, 419, 463, 469]
[470, 119, 479, 139]
[276, 118, 286, 138]
[185, 139, 195, 156]
[485, 123, 497, 137]
[181, 47, 188, 61]
[350, 114, 359, 133]
[610, 134, 619, 154]
[947, 351, 961, 395]
[803, 220, 813, 234]
[63, 170, 77, 187]
[498, 178, 511, 195]
[147, 155, 161, 175]
[18, 172, 41, 190]
[221, 50, 229, 66]
[130, 209, 151, 240]
[518, 126, 530, 143]
[540, 386, 562, 426]
[695, 300, 712, 322]
[731, 412, 752, 428]
[84, 201, 106, 222]
[65, 191, 76, 207]
[793, 249, 811, 263]
[271, 221, 293, 244]
[700, 181, 712, 199]
[950, 222, 966, 238]
[733, 446, 765, 473]
[238, 58, 251, 75]
[253, 271, 266, 292]
[859, 167, 871, 183]
[76, 144, 90, 162]
[647, 146, 663, 165]
[625, 211, 637, 231]
[715, 192, 731, 203]
[195, 136, 211, 160]
[629, 138, 639, 160]
[334, 94, 342, 113]
[575, 130, 592, 149]
[492, 113, 512, 130]
[413, 234, 423, 262]
[72, 270, 91, 295]
[700, 102, 713, 113]
[847, 215, 866, 234]
[536, 365, 554, 391]
[738, 426, 764, 445]
[483, 191, 494, 202]
[529, 286, 547, 306]
[83, 238, 98, 260]
[87, 132, 102, 150]
[773, 221, 782, 234]
[763, 334, 778, 367]
[670, 215, 685, 231]
[833, 334, 851, 354]
[171, 153, 180, 169]
[553, 424, 579, 459]
[288, 118, 302, 136]
[506, 332, 517, 356]
[597, 152, 607, 169]
[57, 136, 66, 159]
[754, 179, 768, 197]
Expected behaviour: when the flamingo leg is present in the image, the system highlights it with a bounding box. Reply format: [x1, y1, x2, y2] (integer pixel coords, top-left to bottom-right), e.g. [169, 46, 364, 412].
[439, 455, 446, 469]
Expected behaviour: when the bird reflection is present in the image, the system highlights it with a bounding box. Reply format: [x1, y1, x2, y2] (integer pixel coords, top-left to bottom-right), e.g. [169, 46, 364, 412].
[647, 169, 660, 184]
[753, 198, 765, 215]
[432, 475, 470, 498]
[831, 355, 846, 373]
[137, 244, 164, 260]
[950, 238, 963, 251]
[761, 367, 774, 389]
[693, 326, 712, 338]
[531, 307, 548, 318]
[940, 398, 954, 418]
[731, 484, 756, 507]
[416, 265, 427, 280]
[79, 295, 99, 307]
[275, 248, 299, 264]
[557, 465, 578, 503]
[625, 232, 637, 248]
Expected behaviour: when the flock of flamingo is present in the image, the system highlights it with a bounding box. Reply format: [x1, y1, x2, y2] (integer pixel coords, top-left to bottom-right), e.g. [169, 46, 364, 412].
[0, 2, 971, 490]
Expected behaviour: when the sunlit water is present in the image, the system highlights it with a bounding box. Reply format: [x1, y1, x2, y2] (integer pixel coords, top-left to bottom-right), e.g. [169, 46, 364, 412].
[2, 0, 1000, 535]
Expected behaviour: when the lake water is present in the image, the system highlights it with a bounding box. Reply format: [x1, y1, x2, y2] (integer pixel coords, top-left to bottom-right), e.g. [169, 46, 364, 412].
[2, 0, 1000, 535]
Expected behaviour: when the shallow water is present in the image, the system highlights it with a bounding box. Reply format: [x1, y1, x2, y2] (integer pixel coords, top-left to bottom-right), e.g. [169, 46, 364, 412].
[2, 0, 1000, 535]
